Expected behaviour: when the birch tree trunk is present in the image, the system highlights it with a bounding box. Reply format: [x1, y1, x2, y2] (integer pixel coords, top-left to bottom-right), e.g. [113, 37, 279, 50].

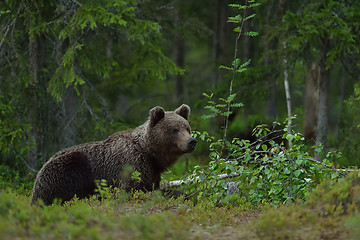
[280, 0, 291, 146]
[283, 41, 292, 147]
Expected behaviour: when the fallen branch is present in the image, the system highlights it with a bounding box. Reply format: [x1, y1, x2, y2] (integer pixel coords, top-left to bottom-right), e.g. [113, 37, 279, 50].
[162, 172, 242, 188]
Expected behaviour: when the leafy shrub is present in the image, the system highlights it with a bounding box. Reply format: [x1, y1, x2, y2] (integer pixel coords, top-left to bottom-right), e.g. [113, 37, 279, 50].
[346, 213, 360, 240]
[338, 82, 360, 166]
[0, 100, 32, 174]
[186, 117, 344, 206]
[0, 165, 34, 195]
[255, 172, 360, 240]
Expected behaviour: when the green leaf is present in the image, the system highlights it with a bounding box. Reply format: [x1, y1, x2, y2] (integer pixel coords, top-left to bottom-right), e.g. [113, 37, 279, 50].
[244, 13, 257, 21]
[294, 170, 302, 177]
[219, 65, 232, 70]
[203, 92, 210, 98]
[286, 134, 295, 141]
[296, 159, 303, 165]
[261, 144, 268, 151]
[228, 4, 247, 10]
[245, 31, 259, 37]
[304, 178, 312, 183]
[228, 15, 243, 23]
[230, 103, 244, 108]
[222, 111, 232, 117]
[226, 93, 237, 103]
[331, 172, 339, 179]
[215, 104, 227, 108]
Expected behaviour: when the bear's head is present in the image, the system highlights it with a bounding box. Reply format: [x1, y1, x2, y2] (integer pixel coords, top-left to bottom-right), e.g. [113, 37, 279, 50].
[147, 104, 196, 166]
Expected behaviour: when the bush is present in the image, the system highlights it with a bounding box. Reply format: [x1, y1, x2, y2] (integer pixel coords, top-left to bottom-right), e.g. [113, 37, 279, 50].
[0, 165, 34, 195]
[255, 172, 360, 240]
[185, 121, 344, 206]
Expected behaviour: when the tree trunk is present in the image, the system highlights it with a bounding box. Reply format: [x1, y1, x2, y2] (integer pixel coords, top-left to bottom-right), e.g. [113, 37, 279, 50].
[242, 8, 252, 63]
[212, 0, 227, 85]
[63, 88, 77, 148]
[316, 38, 330, 157]
[304, 63, 320, 141]
[335, 70, 347, 138]
[173, 7, 187, 171]
[28, 35, 39, 172]
[56, 38, 77, 148]
[174, 34, 185, 103]
[264, 0, 284, 120]
[106, 37, 113, 59]
[283, 41, 292, 147]
[173, 7, 185, 103]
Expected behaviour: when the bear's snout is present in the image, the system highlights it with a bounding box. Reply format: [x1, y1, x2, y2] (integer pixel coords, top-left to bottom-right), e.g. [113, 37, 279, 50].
[187, 138, 197, 152]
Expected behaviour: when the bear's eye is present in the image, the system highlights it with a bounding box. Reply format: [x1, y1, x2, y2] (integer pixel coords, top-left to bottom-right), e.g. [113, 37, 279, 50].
[171, 129, 179, 134]
[186, 127, 191, 133]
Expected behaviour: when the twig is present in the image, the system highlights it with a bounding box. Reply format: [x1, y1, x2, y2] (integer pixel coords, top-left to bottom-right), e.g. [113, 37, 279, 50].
[230, 127, 285, 154]
[11, 147, 38, 174]
[301, 158, 359, 172]
[0, 8, 20, 50]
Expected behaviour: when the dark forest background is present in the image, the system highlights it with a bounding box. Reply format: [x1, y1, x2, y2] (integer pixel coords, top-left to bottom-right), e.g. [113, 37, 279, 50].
[1, 0, 360, 175]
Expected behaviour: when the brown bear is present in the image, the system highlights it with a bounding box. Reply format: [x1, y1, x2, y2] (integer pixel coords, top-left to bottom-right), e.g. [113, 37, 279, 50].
[31, 104, 196, 205]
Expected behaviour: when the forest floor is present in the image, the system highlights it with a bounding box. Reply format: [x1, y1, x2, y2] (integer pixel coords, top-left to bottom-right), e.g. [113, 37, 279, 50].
[0, 186, 358, 240]
[1, 170, 359, 239]
[0, 189, 264, 240]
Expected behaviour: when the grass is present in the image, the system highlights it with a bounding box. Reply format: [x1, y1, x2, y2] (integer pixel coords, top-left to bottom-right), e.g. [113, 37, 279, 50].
[1, 164, 360, 239]
[0, 189, 260, 240]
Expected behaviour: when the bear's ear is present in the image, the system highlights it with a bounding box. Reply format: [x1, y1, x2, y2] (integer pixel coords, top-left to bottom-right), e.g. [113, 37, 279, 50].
[149, 106, 165, 127]
[175, 104, 190, 120]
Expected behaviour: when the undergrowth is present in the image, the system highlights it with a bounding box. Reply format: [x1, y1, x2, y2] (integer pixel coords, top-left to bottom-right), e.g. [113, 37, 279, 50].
[0, 187, 259, 240]
[0, 165, 34, 195]
[255, 171, 360, 240]
[1, 171, 359, 239]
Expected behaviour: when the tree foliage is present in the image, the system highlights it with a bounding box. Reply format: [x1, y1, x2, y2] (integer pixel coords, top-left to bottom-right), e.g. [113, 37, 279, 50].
[0, 0, 181, 169]
[0, 0, 360, 195]
[281, 0, 359, 67]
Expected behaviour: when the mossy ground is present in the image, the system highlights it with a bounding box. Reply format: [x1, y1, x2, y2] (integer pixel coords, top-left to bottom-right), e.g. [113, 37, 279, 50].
[0, 172, 359, 239]
[255, 172, 360, 240]
[0, 189, 260, 240]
